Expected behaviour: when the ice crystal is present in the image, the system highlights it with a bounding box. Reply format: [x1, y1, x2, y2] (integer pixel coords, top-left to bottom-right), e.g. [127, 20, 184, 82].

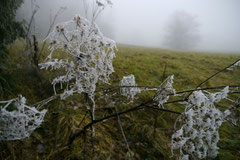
[39, 15, 117, 100]
[171, 87, 230, 160]
[120, 74, 141, 102]
[153, 75, 176, 108]
[0, 96, 47, 140]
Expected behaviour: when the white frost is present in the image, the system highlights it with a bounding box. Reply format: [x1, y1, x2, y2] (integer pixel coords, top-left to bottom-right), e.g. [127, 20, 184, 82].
[39, 15, 117, 100]
[171, 87, 231, 160]
[153, 75, 176, 108]
[0, 96, 47, 140]
[120, 74, 141, 102]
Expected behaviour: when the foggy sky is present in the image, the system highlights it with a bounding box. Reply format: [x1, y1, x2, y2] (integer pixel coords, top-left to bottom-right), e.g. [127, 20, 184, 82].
[17, 0, 240, 53]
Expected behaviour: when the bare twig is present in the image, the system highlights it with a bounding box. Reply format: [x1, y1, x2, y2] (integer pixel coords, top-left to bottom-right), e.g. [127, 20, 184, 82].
[25, 4, 39, 63]
[68, 99, 183, 145]
[32, 94, 60, 109]
[84, 93, 95, 159]
[114, 106, 133, 160]
[175, 85, 240, 97]
[83, 0, 90, 18]
[32, 35, 39, 67]
[153, 111, 162, 139]
[95, 86, 158, 93]
[186, 58, 240, 98]
[40, 7, 66, 58]
[78, 111, 88, 128]
[26, 6, 39, 38]
[30, 85, 239, 110]
[68, 100, 152, 145]
[95, 85, 240, 95]
[25, 83, 239, 121]
[161, 62, 168, 80]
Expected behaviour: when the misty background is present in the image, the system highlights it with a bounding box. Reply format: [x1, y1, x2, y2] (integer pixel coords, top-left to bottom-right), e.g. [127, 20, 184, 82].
[16, 0, 240, 53]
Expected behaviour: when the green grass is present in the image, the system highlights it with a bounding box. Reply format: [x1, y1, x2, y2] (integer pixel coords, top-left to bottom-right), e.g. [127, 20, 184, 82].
[0, 41, 240, 159]
[113, 44, 239, 88]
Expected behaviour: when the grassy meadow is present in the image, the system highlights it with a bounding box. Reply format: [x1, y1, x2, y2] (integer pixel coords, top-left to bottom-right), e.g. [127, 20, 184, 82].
[0, 41, 240, 159]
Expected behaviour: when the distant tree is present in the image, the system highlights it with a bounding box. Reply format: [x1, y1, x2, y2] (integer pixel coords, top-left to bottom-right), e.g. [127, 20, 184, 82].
[163, 11, 200, 51]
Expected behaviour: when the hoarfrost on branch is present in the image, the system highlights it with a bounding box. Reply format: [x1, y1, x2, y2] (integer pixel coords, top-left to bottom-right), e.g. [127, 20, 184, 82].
[39, 15, 117, 100]
[0, 96, 47, 140]
[120, 74, 141, 102]
[153, 75, 176, 108]
[171, 87, 231, 160]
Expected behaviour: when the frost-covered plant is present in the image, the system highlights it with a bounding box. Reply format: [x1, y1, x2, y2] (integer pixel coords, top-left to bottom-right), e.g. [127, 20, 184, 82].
[120, 74, 141, 102]
[153, 75, 176, 108]
[171, 87, 230, 160]
[39, 15, 117, 100]
[0, 96, 47, 140]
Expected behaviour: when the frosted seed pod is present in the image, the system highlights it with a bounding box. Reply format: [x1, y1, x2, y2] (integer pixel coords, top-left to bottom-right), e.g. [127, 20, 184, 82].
[120, 74, 141, 102]
[0, 96, 47, 140]
[39, 15, 117, 101]
[171, 87, 231, 159]
[153, 75, 176, 108]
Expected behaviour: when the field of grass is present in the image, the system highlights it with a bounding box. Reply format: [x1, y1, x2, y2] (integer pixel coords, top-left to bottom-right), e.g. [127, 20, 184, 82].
[0, 41, 240, 159]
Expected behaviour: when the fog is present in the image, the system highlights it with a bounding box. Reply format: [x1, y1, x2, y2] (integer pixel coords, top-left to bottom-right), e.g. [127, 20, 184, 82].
[17, 0, 240, 53]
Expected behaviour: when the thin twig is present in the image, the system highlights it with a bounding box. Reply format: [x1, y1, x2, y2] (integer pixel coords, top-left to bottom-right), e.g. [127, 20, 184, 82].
[68, 100, 152, 145]
[153, 111, 162, 139]
[40, 7, 66, 58]
[114, 106, 133, 160]
[29, 84, 239, 109]
[68, 99, 183, 145]
[95, 85, 240, 95]
[95, 86, 158, 93]
[32, 94, 60, 109]
[26, 6, 39, 38]
[185, 58, 240, 98]
[161, 62, 168, 80]
[25, 4, 39, 62]
[175, 85, 240, 96]
[78, 111, 88, 128]
[84, 93, 95, 160]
